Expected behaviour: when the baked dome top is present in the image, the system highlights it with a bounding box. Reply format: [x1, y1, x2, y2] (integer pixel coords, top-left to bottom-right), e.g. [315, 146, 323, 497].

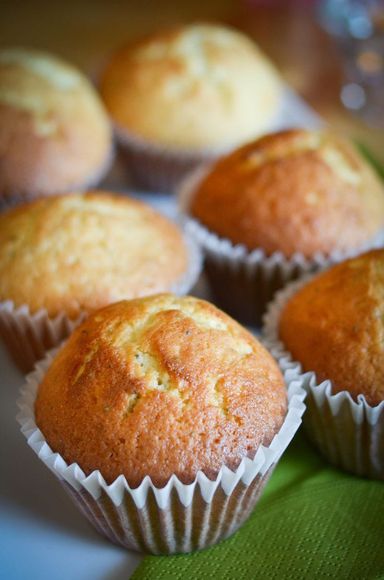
[190, 129, 384, 256]
[100, 23, 281, 149]
[0, 192, 188, 318]
[280, 249, 384, 405]
[0, 47, 111, 197]
[35, 294, 287, 486]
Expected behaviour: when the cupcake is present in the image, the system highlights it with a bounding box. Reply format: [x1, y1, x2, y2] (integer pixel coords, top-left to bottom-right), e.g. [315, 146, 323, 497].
[0, 192, 200, 372]
[99, 23, 281, 192]
[182, 128, 384, 324]
[18, 294, 305, 554]
[0, 47, 112, 205]
[264, 249, 384, 479]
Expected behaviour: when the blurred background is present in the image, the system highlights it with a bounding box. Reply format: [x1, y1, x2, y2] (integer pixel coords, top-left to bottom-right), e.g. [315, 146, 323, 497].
[1, 0, 383, 162]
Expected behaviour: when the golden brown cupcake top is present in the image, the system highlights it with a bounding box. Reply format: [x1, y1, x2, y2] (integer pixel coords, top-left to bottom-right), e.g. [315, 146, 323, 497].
[0, 47, 112, 198]
[190, 129, 384, 257]
[279, 249, 384, 405]
[35, 294, 287, 486]
[100, 23, 281, 150]
[0, 192, 188, 318]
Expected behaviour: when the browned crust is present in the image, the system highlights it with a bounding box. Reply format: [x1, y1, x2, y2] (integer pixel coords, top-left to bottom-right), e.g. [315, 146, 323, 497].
[190, 129, 384, 256]
[279, 249, 384, 405]
[0, 192, 188, 318]
[35, 294, 287, 487]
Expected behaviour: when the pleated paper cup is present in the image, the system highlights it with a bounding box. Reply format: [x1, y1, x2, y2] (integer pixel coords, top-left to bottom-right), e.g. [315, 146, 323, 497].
[0, 233, 202, 374]
[179, 167, 384, 326]
[115, 126, 225, 194]
[17, 348, 305, 555]
[0, 303, 83, 374]
[263, 278, 384, 480]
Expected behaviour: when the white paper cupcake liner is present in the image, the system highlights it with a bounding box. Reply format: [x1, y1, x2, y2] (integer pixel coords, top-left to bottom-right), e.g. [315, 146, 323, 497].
[263, 277, 384, 479]
[0, 303, 84, 373]
[0, 232, 202, 373]
[178, 166, 384, 325]
[115, 125, 227, 194]
[17, 347, 306, 555]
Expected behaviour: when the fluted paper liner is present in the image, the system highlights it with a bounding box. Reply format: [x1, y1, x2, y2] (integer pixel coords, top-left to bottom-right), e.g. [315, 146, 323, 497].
[116, 126, 221, 194]
[178, 167, 384, 325]
[0, 303, 84, 373]
[0, 233, 202, 373]
[17, 347, 305, 555]
[263, 277, 384, 479]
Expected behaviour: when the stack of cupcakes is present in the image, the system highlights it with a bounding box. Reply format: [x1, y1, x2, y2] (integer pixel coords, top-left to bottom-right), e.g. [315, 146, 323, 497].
[2, 19, 383, 560]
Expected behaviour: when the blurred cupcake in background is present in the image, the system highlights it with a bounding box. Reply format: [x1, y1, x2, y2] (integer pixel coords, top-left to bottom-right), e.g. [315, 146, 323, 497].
[264, 249, 384, 480]
[99, 22, 282, 192]
[181, 128, 384, 324]
[0, 48, 113, 206]
[0, 192, 201, 372]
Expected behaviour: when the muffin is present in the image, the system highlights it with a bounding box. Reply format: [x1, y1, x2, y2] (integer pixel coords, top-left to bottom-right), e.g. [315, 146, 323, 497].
[18, 294, 305, 554]
[0, 47, 112, 204]
[100, 23, 281, 192]
[264, 249, 384, 479]
[183, 128, 384, 324]
[0, 192, 200, 372]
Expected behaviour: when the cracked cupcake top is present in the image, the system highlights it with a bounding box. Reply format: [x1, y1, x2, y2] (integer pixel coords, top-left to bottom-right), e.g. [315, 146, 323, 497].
[190, 129, 384, 256]
[0, 192, 188, 318]
[100, 23, 281, 150]
[35, 294, 287, 486]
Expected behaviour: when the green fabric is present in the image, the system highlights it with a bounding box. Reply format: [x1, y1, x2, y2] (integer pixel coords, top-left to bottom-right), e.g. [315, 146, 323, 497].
[357, 144, 384, 180]
[132, 433, 384, 580]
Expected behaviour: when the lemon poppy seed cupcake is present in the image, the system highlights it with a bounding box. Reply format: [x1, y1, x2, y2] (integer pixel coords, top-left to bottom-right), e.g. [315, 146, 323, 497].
[35, 294, 287, 486]
[18, 294, 305, 554]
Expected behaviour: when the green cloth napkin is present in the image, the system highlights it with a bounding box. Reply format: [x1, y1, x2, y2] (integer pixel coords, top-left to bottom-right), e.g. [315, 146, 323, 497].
[132, 432, 384, 579]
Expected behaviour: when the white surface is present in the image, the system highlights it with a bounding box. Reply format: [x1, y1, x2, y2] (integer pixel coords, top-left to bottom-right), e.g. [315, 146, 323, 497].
[0, 88, 322, 580]
[0, 344, 142, 580]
